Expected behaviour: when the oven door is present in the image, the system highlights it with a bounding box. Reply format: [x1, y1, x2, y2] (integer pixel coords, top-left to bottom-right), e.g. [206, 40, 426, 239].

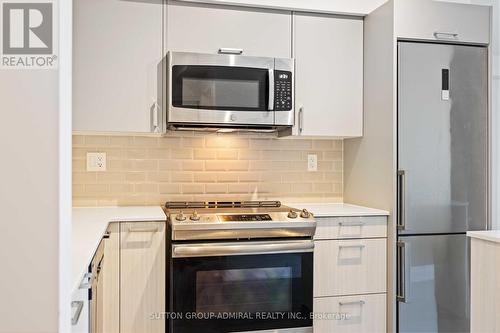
[168, 52, 276, 127]
[170, 240, 313, 333]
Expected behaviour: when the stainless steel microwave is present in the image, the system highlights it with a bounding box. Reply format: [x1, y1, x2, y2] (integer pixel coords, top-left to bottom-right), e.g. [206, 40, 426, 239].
[167, 51, 294, 131]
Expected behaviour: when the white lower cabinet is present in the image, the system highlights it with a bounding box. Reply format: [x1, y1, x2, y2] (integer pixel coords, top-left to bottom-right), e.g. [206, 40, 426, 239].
[470, 237, 500, 333]
[314, 238, 387, 297]
[85, 221, 165, 333]
[313, 215, 388, 333]
[120, 222, 166, 333]
[101, 223, 120, 333]
[313, 294, 386, 333]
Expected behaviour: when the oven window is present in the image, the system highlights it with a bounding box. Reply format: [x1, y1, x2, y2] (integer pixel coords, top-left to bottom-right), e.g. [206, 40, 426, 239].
[171, 252, 313, 333]
[172, 65, 269, 111]
[196, 267, 292, 313]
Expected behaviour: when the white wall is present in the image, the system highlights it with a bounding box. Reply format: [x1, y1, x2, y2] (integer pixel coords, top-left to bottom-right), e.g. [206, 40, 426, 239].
[0, 71, 60, 333]
[0, 3, 72, 333]
[59, 0, 73, 331]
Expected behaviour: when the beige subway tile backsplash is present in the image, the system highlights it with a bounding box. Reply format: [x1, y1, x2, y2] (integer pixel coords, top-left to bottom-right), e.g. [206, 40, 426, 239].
[216, 172, 239, 183]
[182, 160, 204, 171]
[194, 149, 217, 160]
[182, 184, 205, 194]
[170, 172, 193, 183]
[205, 183, 228, 194]
[72, 133, 343, 206]
[216, 150, 239, 160]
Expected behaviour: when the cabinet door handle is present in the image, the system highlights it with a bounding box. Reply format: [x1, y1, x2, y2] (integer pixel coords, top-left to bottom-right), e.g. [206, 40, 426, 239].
[299, 106, 304, 133]
[78, 272, 93, 290]
[153, 104, 159, 128]
[150, 101, 160, 133]
[218, 48, 243, 55]
[127, 225, 159, 233]
[433, 32, 459, 40]
[339, 300, 365, 307]
[71, 301, 84, 325]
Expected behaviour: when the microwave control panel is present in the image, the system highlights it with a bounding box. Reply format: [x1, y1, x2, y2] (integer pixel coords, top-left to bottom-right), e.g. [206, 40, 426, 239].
[274, 70, 292, 111]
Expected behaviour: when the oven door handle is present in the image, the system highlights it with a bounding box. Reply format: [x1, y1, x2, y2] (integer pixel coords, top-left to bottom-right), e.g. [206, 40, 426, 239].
[172, 240, 314, 258]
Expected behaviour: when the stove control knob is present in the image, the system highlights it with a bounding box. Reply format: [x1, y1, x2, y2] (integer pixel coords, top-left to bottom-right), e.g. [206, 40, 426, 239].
[190, 211, 200, 221]
[175, 211, 186, 221]
[300, 209, 311, 218]
[287, 210, 298, 219]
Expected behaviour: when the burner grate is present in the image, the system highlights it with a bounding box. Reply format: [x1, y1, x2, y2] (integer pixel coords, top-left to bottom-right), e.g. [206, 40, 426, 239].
[165, 200, 281, 209]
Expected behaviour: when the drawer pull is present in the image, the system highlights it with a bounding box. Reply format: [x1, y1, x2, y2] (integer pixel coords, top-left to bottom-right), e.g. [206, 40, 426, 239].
[339, 221, 364, 227]
[339, 244, 365, 249]
[71, 301, 84, 325]
[338, 221, 364, 237]
[127, 225, 159, 233]
[78, 272, 93, 290]
[339, 300, 365, 307]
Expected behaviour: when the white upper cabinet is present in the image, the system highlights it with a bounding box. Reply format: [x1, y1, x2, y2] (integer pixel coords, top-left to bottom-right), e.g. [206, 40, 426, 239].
[166, 1, 292, 58]
[73, 0, 164, 133]
[395, 0, 490, 45]
[293, 13, 363, 137]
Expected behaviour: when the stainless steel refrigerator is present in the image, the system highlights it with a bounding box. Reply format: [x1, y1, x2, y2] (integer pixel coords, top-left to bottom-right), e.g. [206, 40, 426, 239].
[397, 42, 489, 333]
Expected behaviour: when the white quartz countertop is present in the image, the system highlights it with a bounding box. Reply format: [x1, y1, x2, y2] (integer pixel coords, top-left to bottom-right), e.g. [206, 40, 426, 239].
[284, 202, 389, 217]
[72, 206, 166, 292]
[71, 203, 386, 291]
[467, 230, 500, 244]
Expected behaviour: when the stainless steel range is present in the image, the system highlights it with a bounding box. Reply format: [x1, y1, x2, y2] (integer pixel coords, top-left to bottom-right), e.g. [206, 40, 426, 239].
[164, 201, 316, 333]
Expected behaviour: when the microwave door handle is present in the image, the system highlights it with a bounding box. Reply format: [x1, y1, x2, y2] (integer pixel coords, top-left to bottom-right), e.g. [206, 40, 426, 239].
[268, 69, 274, 111]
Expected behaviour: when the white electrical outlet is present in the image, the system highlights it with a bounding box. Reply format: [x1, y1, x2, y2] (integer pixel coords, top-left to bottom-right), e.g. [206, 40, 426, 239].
[307, 154, 318, 172]
[87, 152, 107, 172]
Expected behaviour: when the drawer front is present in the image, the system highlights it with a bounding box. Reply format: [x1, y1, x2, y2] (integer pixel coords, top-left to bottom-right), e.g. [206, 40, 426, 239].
[313, 293, 386, 333]
[314, 238, 386, 297]
[314, 216, 387, 240]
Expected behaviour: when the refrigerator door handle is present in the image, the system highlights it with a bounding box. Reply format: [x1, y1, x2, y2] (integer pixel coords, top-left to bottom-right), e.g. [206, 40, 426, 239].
[465, 238, 471, 318]
[397, 240, 407, 303]
[397, 170, 406, 230]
